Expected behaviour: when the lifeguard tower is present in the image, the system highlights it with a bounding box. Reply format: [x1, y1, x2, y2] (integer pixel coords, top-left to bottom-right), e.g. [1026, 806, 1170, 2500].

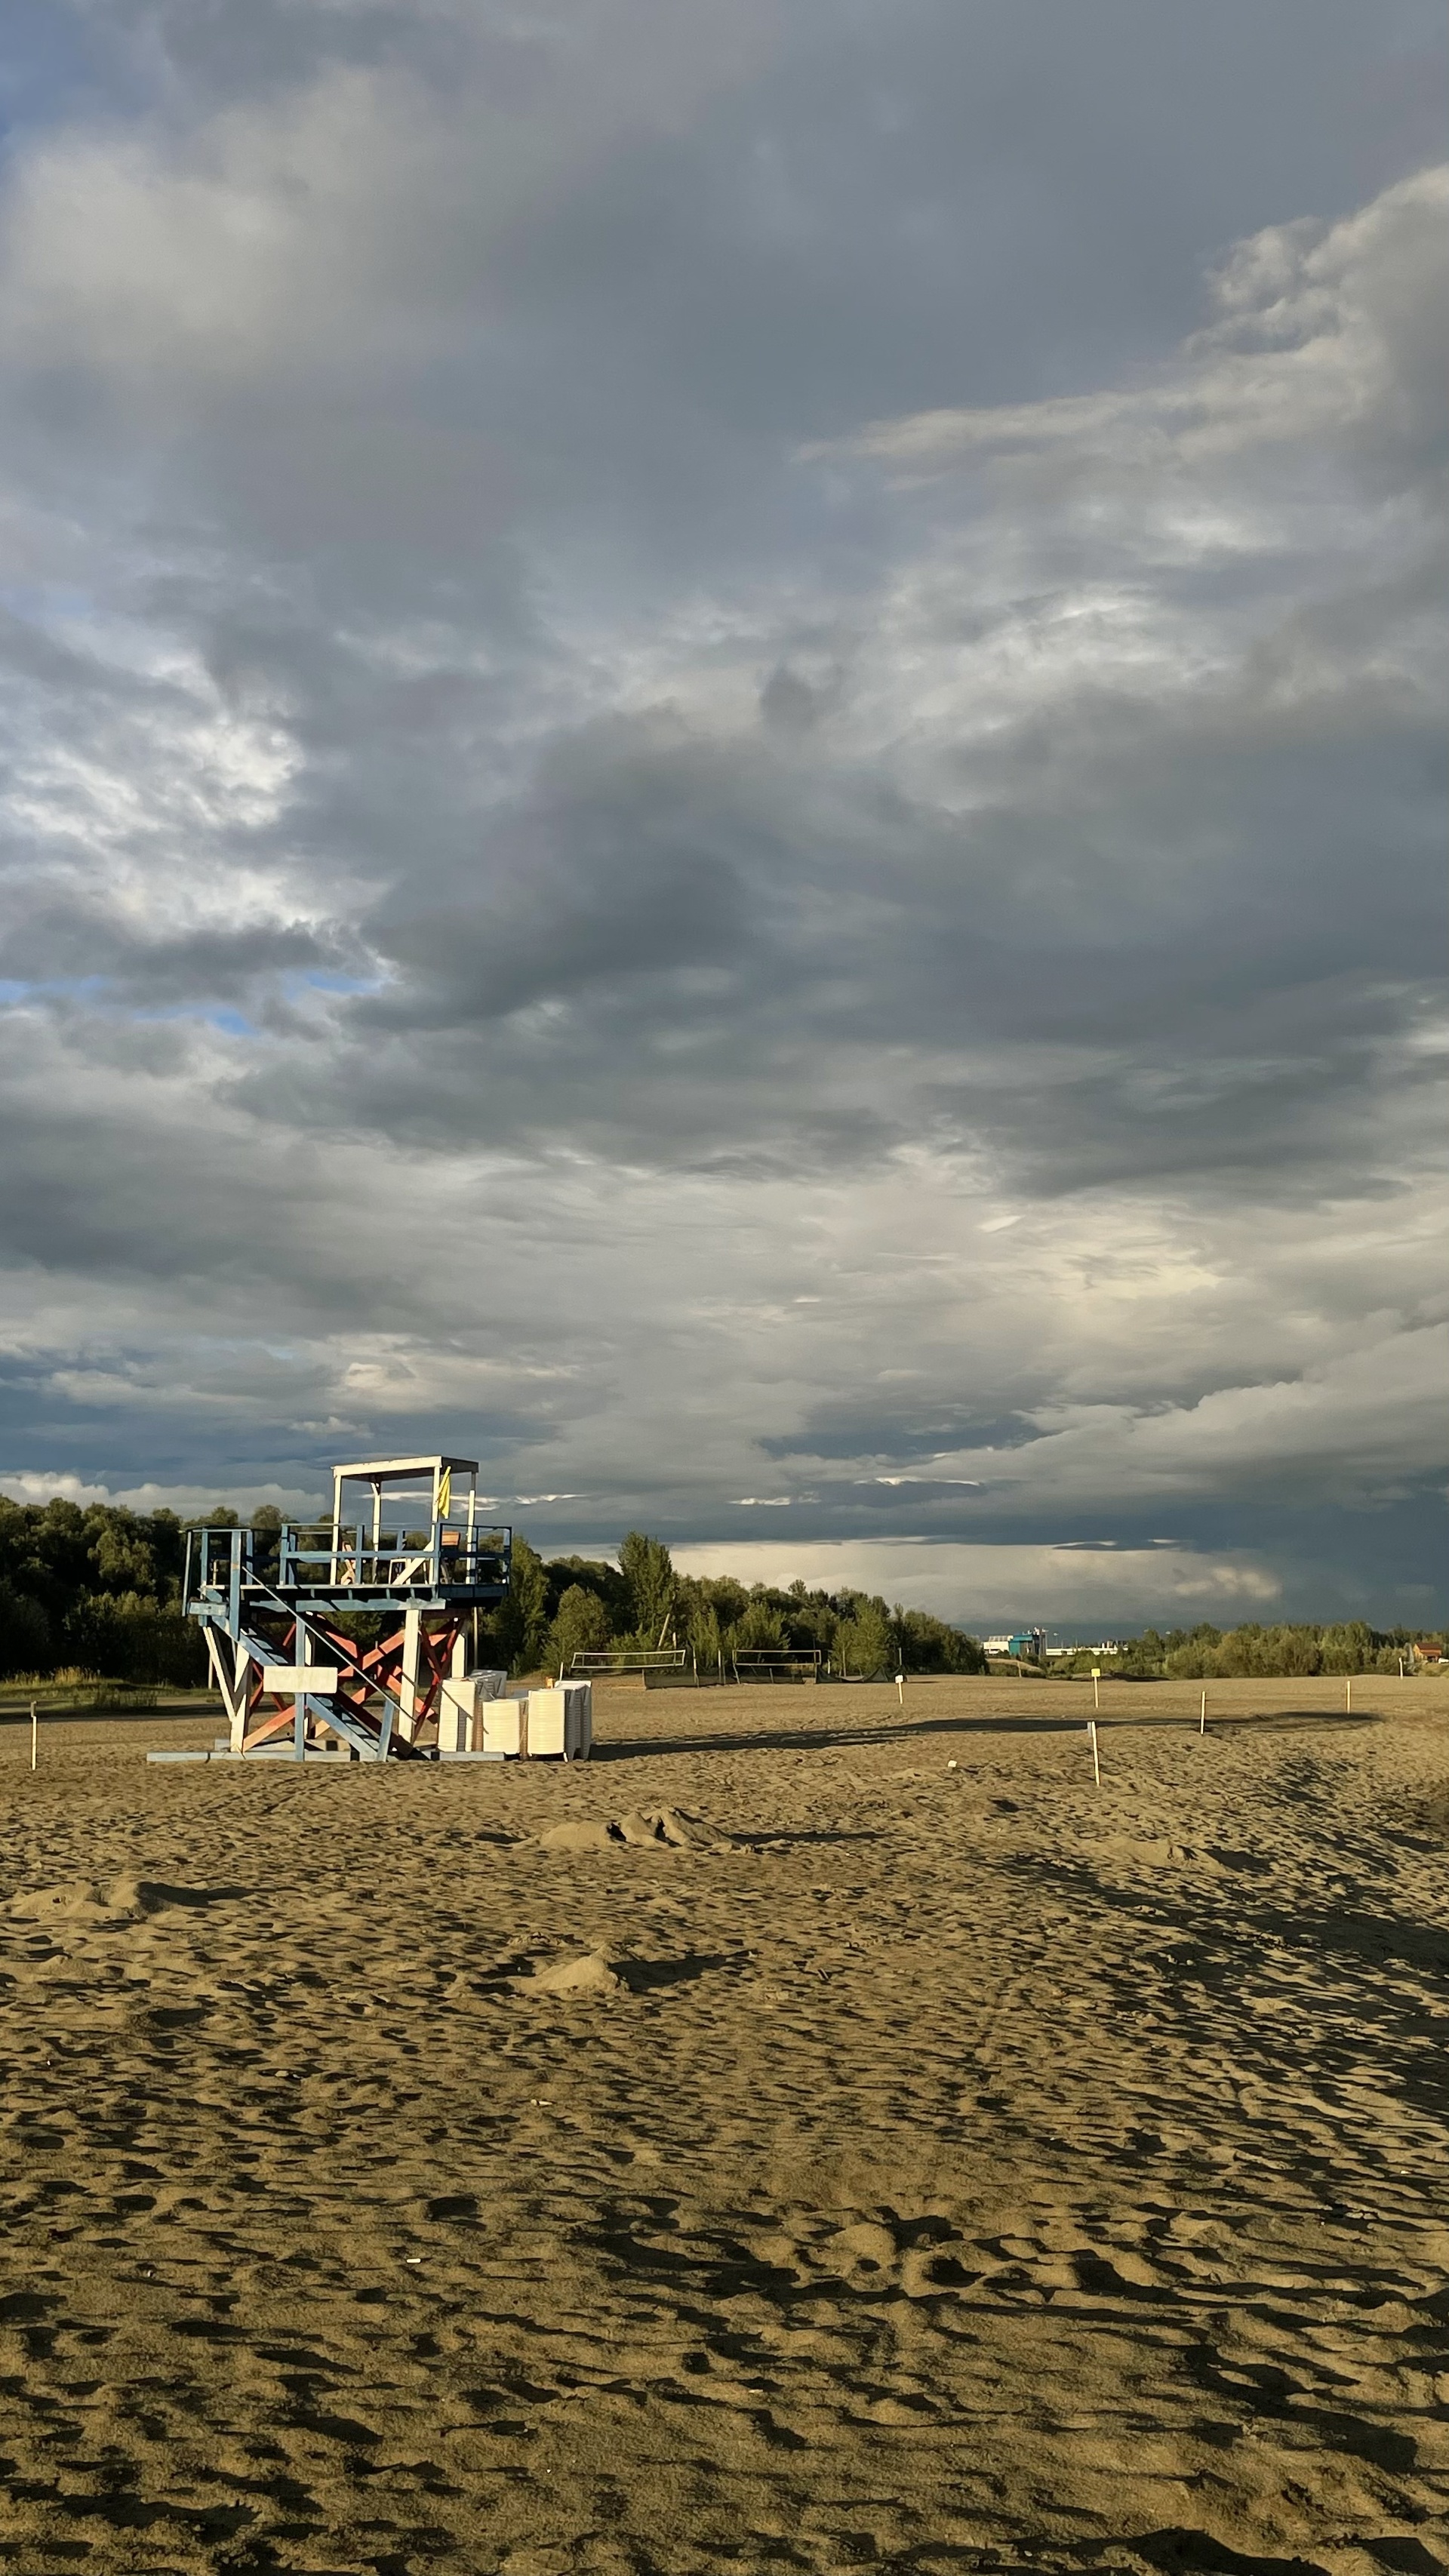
[185, 1455, 511, 1761]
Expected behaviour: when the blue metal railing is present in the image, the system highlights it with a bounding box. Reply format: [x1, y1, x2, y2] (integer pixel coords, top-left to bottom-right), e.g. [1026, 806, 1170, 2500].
[187, 1519, 511, 1611]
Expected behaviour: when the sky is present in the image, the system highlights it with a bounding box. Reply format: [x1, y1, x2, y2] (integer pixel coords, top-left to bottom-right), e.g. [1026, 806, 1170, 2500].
[0, 0, 1444, 1635]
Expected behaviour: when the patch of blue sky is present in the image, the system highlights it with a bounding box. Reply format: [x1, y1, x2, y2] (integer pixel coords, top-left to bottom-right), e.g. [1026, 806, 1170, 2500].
[202, 1006, 260, 1038]
[0, 975, 107, 1005]
[0, 1, 155, 153]
[91, 994, 265, 1039]
[134, 1002, 263, 1039]
[0, 583, 99, 621]
[285, 969, 387, 999]
[0, 6, 100, 142]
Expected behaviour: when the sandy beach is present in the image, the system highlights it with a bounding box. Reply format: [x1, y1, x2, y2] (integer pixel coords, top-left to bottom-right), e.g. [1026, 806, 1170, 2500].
[2, 1675, 1446, 2574]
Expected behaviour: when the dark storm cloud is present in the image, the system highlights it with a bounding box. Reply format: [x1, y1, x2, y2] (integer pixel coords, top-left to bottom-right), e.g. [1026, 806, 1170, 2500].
[2, 904, 352, 1008]
[0, 2, 1444, 1620]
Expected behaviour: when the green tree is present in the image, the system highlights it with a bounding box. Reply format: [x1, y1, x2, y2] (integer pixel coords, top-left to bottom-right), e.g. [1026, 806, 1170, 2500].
[734, 1600, 789, 1656]
[88, 1515, 155, 1596]
[0, 1580, 51, 1679]
[488, 1533, 550, 1673]
[619, 1531, 676, 1642]
[547, 1583, 614, 1676]
[834, 1597, 894, 1677]
[1319, 1620, 1373, 1674]
[892, 1606, 987, 1673]
[543, 1553, 629, 1631]
[678, 1581, 724, 1667]
[248, 1505, 284, 1584]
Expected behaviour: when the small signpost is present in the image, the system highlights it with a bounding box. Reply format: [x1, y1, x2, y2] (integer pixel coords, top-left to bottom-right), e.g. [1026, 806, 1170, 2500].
[1088, 1716, 1101, 1786]
[1091, 1667, 1101, 1710]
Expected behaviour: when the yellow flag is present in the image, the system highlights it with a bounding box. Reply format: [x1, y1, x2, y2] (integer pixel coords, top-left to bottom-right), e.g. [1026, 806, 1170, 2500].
[437, 1467, 451, 1522]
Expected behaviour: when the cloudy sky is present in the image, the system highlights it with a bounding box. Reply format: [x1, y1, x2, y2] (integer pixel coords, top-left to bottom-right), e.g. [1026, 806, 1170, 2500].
[0, 1, 1444, 1633]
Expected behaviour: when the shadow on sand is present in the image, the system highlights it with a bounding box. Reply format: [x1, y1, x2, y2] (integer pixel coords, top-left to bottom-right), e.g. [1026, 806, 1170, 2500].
[594, 1707, 1380, 1762]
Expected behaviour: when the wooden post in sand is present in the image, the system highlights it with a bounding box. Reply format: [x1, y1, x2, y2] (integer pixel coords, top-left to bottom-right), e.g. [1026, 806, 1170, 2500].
[30, 1699, 38, 1771]
[1091, 1667, 1100, 1710]
[896, 1672, 904, 1707]
[1345, 1676, 1352, 1713]
[1199, 1689, 1207, 1735]
[1088, 1717, 1100, 1786]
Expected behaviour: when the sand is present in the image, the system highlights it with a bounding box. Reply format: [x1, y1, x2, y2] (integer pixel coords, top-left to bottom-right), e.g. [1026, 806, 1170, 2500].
[2, 1673, 1446, 2575]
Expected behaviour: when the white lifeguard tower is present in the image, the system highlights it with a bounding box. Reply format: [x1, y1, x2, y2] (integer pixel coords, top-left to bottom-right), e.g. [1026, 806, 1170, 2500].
[183, 1454, 512, 1762]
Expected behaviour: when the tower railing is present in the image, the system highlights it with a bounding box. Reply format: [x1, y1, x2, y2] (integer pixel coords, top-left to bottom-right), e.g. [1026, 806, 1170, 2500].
[186, 1519, 511, 1611]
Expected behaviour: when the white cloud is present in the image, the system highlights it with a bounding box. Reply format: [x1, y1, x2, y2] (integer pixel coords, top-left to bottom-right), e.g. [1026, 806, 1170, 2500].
[0, 11, 1441, 1621]
[0, 1471, 321, 1516]
[808, 166, 1449, 486]
[671, 1540, 1281, 1627]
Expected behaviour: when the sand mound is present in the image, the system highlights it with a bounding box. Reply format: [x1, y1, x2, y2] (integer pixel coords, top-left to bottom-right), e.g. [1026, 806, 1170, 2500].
[619, 1805, 721, 1848]
[9, 1875, 229, 1927]
[536, 1821, 620, 1852]
[10, 1880, 116, 1923]
[1089, 1836, 1224, 1873]
[828, 2220, 898, 2274]
[512, 1951, 624, 1999]
[537, 1805, 722, 1854]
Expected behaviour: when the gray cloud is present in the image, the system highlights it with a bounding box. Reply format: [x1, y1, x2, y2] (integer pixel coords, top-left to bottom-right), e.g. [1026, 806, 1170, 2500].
[0, 3, 1444, 1622]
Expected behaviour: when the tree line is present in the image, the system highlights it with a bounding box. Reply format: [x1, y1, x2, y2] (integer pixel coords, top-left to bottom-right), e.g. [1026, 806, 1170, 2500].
[1047, 1620, 1438, 1679]
[479, 1530, 986, 1680]
[0, 1497, 984, 1684]
[0, 1494, 204, 1684]
[5, 1495, 1432, 1687]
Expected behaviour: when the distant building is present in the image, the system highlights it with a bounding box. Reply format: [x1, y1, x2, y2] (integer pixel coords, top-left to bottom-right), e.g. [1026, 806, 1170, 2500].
[984, 1629, 1046, 1660]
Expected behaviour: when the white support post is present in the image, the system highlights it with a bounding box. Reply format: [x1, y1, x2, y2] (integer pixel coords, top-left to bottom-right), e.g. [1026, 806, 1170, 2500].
[297, 1616, 315, 1754]
[399, 1601, 423, 1741]
[230, 1635, 251, 1754]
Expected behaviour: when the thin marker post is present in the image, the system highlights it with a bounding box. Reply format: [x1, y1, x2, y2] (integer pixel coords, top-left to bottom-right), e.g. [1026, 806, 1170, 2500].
[1091, 1667, 1100, 1711]
[1200, 1689, 1207, 1735]
[30, 1699, 38, 1772]
[1088, 1717, 1100, 1786]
